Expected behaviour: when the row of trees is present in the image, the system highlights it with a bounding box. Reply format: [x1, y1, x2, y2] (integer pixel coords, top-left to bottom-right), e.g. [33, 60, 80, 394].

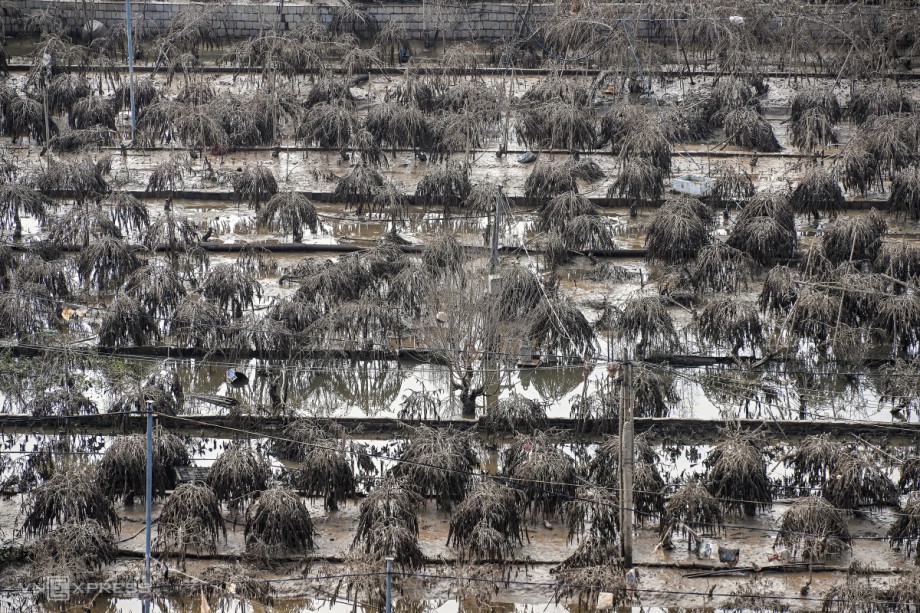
[13, 0, 920, 77]
[11, 423, 920, 608]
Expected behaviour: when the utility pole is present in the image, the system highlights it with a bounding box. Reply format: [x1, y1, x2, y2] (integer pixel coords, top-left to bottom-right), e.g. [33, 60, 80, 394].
[385, 557, 394, 613]
[619, 361, 634, 566]
[40, 54, 52, 150]
[125, 0, 137, 140]
[490, 186, 502, 274]
[144, 398, 154, 613]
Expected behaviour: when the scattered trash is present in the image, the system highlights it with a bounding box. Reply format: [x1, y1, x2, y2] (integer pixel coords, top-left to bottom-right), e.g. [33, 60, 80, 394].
[226, 368, 249, 387]
[768, 548, 790, 563]
[625, 568, 640, 598]
[517, 151, 537, 164]
[695, 540, 714, 559]
[729, 15, 745, 25]
[719, 545, 741, 567]
[200, 588, 212, 613]
[672, 174, 715, 197]
[596, 592, 616, 609]
[61, 306, 88, 321]
[81, 20, 107, 42]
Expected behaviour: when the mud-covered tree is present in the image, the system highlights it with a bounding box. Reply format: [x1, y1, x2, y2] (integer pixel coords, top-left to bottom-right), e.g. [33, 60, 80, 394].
[875, 291, 920, 357]
[875, 242, 920, 289]
[888, 494, 920, 562]
[697, 296, 763, 357]
[447, 479, 526, 563]
[663, 477, 724, 548]
[481, 396, 547, 434]
[711, 164, 755, 213]
[123, 261, 187, 323]
[524, 159, 604, 206]
[790, 165, 845, 222]
[77, 235, 140, 292]
[821, 210, 886, 265]
[206, 444, 271, 513]
[98, 295, 157, 346]
[888, 165, 920, 221]
[97, 427, 190, 503]
[692, 241, 754, 293]
[723, 106, 780, 152]
[415, 162, 471, 220]
[503, 432, 576, 525]
[29, 520, 117, 584]
[352, 475, 423, 568]
[144, 202, 207, 274]
[232, 165, 278, 211]
[780, 435, 898, 510]
[645, 195, 713, 264]
[156, 482, 225, 570]
[291, 437, 356, 511]
[528, 293, 595, 358]
[245, 487, 316, 564]
[23, 464, 119, 536]
[391, 426, 479, 511]
[705, 430, 772, 516]
[299, 100, 357, 150]
[776, 496, 850, 561]
[588, 433, 665, 522]
[0, 183, 51, 240]
[201, 263, 262, 318]
[333, 163, 384, 210]
[146, 156, 190, 201]
[727, 192, 797, 264]
[611, 295, 678, 358]
[516, 99, 596, 152]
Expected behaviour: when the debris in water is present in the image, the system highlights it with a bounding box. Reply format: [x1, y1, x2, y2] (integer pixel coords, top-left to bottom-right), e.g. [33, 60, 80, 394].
[517, 151, 537, 164]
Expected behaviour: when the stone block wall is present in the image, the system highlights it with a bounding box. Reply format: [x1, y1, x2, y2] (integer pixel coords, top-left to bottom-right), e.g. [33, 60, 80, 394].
[2, 1, 882, 44]
[4, 0, 550, 42]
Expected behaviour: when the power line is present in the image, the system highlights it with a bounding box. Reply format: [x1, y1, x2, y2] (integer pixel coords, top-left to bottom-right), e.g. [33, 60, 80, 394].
[153, 411, 918, 537]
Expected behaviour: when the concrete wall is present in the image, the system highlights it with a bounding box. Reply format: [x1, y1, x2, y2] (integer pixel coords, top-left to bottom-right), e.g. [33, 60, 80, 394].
[3, 1, 881, 44]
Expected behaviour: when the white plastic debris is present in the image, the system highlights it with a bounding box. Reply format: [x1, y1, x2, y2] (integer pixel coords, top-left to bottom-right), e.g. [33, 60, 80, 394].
[729, 15, 745, 25]
[672, 174, 715, 196]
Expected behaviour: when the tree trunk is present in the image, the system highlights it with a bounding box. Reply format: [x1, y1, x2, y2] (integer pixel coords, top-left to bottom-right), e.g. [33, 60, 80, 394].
[453, 367, 482, 418]
[459, 386, 477, 417]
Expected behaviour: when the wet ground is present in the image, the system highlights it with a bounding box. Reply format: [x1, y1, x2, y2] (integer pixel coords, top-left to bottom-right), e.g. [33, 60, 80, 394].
[0, 484, 913, 612]
[0, 62, 911, 202]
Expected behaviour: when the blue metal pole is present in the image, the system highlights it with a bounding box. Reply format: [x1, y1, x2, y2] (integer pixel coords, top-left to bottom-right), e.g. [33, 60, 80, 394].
[144, 400, 153, 613]
[385, 558, 393, 613]
[125, 0, 137, 140]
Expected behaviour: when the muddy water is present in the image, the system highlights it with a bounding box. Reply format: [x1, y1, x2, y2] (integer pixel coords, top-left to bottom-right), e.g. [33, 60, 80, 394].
[0, 351, 902, 423]
[0, 199, 915, 426]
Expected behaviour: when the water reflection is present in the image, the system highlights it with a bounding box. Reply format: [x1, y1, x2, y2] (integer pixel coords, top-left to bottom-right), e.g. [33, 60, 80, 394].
[518, 367, 585, 406]
[0, 355, 906, 423]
